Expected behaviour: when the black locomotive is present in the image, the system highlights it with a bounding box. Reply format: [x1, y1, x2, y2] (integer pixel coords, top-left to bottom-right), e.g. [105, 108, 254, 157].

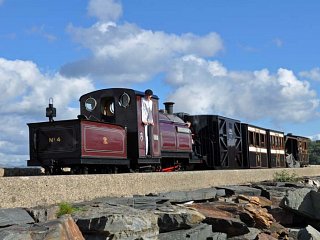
[27, 88, 310, 174]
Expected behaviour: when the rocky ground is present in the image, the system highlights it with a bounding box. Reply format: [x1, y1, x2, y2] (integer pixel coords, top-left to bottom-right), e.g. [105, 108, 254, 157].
[1, 176, 320, 239]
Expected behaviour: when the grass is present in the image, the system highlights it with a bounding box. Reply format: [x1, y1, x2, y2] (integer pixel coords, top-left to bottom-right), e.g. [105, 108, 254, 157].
[273, 170, 299, 182]
[56, 202, 82, 217]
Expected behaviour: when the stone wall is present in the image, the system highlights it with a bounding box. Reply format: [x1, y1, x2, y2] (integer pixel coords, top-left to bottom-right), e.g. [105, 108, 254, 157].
[1, 166, 320, 208]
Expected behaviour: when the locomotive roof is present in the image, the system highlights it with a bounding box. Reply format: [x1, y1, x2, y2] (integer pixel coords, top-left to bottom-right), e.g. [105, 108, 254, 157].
[79, 88, 159, 100]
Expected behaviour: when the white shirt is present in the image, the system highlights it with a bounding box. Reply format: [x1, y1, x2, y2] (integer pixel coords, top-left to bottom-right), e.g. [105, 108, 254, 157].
[142, 97, 153, 124]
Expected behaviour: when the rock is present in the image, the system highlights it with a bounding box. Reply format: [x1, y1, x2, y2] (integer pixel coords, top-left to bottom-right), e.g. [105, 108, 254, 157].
[268, 207, 295, 226]
[255, 232, 277, 240]
[100, 195, 170, 210]
[228, 227, 261, 240]
[37, 215, 85, 240]
[157, 187, 217, 203]
[0, 225, 33, 240]
[304, 178, 320, 189]
[0, 208, 34, 227]
[157, 223, 227, 240]
[256, 184, 311, 207]
[268, 221, 289, 239]
[236, 195, 272, 208]
[298, 225, 320, 240]
[216, 188, 226, 197]
[73, 203, 159, 240]
[26, 205, 59, 223]
[191, 202, 250, 237]
[280, 188, 320, 220]
[288, 228, 300, 239]
[244, 203, 274, 229]
[155, 205, 206, 233]
[217, 185, 262, 197]
[0, 215, 84, 240]
[205, 216, 249, 237]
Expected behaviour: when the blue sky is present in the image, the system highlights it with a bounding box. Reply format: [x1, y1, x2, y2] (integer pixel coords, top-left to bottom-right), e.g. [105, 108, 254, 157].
[0, 0, 320, 166]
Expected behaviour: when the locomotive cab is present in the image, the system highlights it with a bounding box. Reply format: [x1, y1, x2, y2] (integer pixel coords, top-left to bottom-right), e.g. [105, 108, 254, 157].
[79, 88, 161, 169]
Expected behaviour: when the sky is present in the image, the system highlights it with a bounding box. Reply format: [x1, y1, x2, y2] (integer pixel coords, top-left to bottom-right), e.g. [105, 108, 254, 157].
[1, 0, 320, 167]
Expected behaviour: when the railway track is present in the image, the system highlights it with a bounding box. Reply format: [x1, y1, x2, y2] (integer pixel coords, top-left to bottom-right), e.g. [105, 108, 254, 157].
[1, 166, 320, 209]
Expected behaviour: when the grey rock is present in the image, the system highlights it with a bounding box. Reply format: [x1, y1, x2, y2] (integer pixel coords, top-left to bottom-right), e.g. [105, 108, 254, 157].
[155, 205, 205, 233]
[269, 207, 296, 226]
[158, 223, 227, 240]
[228, 227, 261, 240]
[88, 196, 170, 211]
[73, 203, 159, 240]
[26, 205, 59, 223]
[156, 187, 217, 203]
[216, 188, 226, 197]
[288, 228, 300, 240]
[0, 208, 34, 227]
[204, 216, 250, 237]
[254, 184, 301, 206]
[217, 185, 261, 197]
[0, 225, 33, 240]
[298, 225, 320, 240]
[0, 216, 84, 240]
[280, 188, 320, 220]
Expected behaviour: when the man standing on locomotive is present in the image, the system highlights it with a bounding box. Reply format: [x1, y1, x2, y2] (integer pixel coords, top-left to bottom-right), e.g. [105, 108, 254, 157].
[142, 89, 154, 156]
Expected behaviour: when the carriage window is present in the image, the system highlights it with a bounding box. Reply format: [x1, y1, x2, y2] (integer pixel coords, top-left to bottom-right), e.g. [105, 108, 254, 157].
[271, 136, 275, 148]
[255, 133, 260, 147]
[260, 134, 265, 147]
[119, 92, 130, 108]
[249, 131, 254, 146]
[85, 97, 97, 112]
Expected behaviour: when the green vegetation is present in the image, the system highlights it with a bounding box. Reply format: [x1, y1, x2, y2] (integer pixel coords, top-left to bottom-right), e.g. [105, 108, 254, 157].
[309, 141, 320, 165]
[56, 202, 82, 217]
[273, 170, 299, 182]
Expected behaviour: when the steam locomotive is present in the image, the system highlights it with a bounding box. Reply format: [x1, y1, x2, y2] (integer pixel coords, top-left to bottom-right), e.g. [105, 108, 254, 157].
[27, 88, 309, 174]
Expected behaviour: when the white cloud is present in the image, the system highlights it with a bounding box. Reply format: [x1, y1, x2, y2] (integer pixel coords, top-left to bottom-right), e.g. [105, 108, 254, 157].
[299, 67, 320, 81]
[0, 58, 95, 166]
[0, 0, 4, 6]
[165, 56, 319, 123]
[61, 11, 223, 82]
[88, 0, 122, 22]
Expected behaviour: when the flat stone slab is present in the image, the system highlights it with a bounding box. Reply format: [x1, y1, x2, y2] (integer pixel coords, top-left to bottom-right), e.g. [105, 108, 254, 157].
[158, 223, 227, 240]
[217, 185, 262, 196]
[0, 208, 34, 227]
[157, 187, 217, 203]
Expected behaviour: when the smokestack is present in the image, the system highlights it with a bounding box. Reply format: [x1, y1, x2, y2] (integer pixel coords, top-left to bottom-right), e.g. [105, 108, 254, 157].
[164, 102, 174, 115]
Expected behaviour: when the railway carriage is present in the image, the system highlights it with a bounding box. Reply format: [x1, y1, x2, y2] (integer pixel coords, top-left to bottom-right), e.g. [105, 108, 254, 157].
[241, 124, 269, 168]
[267, 130, 286, 168]
[181, 114, 243, 169]
[285, 134, 310, 167]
